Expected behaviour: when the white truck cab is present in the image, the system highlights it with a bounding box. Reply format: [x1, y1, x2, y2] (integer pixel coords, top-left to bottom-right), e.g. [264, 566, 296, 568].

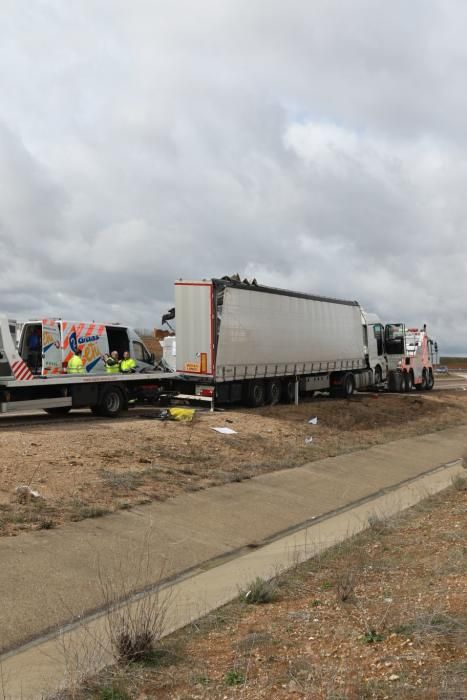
[361, 311, 386, 384]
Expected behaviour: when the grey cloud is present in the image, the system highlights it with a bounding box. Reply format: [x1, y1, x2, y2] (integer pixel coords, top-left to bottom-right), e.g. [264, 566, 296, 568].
[1, 1, 467, 351]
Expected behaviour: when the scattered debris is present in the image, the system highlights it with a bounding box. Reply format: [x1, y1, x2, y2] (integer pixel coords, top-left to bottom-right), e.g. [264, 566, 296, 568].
[15, 485, 41, 503]
[308, 416, 318, 425]
[168, 408, 195, 422]
[305, 436, 313, 444]
[150, 408, 196, 422]
[211, 427, 237, 435]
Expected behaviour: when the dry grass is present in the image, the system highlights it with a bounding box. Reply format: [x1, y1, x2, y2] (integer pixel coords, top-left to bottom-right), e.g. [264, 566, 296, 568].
[2, 391, 467, 535]
[239, 577, 280, 605]
[58, 484, 466, 699]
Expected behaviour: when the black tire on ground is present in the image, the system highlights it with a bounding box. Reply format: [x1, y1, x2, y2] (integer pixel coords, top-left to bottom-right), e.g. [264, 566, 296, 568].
[265, 380, 282, 406]
[98, 386, 125, 417]
[247, 380, 265, 408]
[405, 372, 413, 392]
[388, 370, 402, 393]
[43, 406, 72, 415]
[400, 372, 408, 393]
[374, 365, 383, 385]
[426, 369, 434, 390]
[281, 379, 296, 404]
[415, 369, 427, 390]
[392, 371, 402, 393]
[341, 373, 355, 398]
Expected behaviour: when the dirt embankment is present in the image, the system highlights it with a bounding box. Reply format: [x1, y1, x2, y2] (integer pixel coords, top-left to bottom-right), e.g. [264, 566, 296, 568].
[62, 482, 467, 700]
[1, 392, 467, 536]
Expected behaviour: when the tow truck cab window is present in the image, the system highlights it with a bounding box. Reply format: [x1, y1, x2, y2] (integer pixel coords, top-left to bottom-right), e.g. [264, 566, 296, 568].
[132, 341, 151, 363]
[385, 324, 405, 355]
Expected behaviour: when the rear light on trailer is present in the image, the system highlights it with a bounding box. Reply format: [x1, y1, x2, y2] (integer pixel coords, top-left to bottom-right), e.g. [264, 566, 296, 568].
[196, 385, 214, 397]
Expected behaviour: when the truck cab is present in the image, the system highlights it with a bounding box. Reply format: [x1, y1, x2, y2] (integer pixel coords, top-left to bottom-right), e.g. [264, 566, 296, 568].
[384, 323, 434, 391]
[361, 311, 386, 385]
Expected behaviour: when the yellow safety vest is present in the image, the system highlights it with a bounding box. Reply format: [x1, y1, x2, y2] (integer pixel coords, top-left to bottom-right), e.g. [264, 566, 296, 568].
[67, 355, 84, 374]
[105, 358, 120, 373]
[120, 358, 136, 372]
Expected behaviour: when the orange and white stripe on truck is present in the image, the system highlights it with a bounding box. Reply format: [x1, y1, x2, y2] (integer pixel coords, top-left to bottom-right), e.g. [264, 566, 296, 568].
[10, 358, 34, 381]
[62, 322, 106, 373]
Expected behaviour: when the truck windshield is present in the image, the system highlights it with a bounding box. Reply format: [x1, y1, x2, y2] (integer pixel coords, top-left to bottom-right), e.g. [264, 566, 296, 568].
[385, 324, 405, 355]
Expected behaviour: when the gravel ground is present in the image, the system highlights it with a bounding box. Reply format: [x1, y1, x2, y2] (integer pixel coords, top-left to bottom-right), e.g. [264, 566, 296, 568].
[1, 390, 467, 536]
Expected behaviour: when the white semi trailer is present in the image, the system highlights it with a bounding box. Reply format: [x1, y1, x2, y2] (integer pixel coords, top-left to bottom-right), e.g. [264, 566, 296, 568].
[174, 278, 386, 406]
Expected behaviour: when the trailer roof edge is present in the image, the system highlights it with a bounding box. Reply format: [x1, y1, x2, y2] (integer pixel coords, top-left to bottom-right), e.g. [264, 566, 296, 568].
[210, 278, 360, 307]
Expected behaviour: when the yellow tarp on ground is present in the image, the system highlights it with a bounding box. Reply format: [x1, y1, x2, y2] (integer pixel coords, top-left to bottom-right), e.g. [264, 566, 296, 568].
[168, 407, 195, 422]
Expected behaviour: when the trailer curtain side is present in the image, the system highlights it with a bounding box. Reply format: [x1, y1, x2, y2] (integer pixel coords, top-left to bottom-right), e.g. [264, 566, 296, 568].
[175, 281, 366, 382]
[216, 286, 365, 380]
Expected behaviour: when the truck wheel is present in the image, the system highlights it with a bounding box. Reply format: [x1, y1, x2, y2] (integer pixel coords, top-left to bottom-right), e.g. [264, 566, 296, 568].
[416, 370, 427, 390]
[342, 373, 355, 398]
[98, 387, 125, 417]
[388, 370, 402, 393]
[247, 380, 265, 408]
[405, 372, 413, 392]
[281, 379, 296, 404]
[374, 365, 383, 385]
[426, 370, 434, 390]
[400, 373, 408, 393]
[44, 407, 71, 415]
[266, 380, 281, 406]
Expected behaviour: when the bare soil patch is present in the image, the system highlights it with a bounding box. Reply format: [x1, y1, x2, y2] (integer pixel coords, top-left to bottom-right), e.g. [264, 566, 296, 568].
[1, 392, 467, 536]
[63, 483, 467, 699]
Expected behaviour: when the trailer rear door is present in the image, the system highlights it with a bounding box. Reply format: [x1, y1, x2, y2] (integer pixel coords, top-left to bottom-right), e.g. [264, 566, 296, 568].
[42, 320, 62, 373]
[175, 281, 214, 376]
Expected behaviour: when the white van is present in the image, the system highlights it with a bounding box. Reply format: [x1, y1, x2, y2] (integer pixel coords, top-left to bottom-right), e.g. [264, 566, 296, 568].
[19, 319, 155, 375]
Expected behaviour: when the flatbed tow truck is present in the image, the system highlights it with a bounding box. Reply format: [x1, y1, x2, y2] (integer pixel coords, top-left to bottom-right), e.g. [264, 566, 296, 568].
[0, 315, 184, 417]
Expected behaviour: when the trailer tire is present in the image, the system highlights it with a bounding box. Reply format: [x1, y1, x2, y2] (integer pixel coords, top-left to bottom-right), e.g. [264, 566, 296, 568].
[97, 387, 125, 417]
[426, 369, 434, 390]
[247, 380, 265, 408]
[342, 373, 355, 398]
[266, 380, 281, 406]
[281, 379, 295, 404]
[43, 406, 71, 415]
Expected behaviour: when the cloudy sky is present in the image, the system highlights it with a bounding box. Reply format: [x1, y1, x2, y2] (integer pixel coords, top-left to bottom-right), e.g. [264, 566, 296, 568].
[1, 1, 466, 353]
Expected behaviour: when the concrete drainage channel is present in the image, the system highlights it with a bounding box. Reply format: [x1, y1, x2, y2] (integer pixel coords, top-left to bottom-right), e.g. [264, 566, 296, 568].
[1, 458, 464, 699]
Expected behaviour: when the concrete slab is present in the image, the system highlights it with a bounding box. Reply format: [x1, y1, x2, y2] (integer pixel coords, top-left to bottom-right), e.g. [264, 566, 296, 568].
[1, 457, 464, 700]
[0, 425, 466, 657]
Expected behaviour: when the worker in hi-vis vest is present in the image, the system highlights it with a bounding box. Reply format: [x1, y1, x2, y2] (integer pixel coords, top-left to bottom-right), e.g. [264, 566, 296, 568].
[120, 351, 137, 373]
[67, 348, 84, 374]
[104, 351, 120, 373]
